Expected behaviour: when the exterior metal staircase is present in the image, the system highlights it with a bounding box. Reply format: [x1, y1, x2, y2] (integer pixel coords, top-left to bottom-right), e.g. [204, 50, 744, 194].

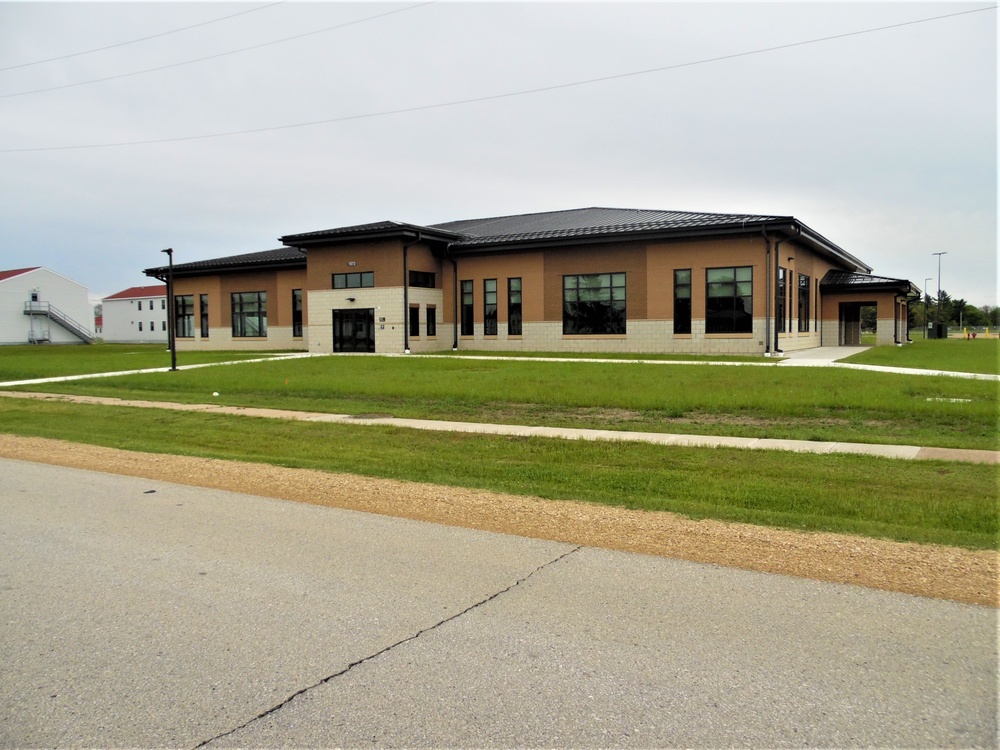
[23, 301, 95, 344]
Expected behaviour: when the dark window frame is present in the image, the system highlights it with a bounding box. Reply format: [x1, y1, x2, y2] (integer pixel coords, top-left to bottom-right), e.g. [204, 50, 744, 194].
[409, 305, 420, 338]
[673, 269, 692, 335]
[333, 271, 374, 289]
[562, 273, 626, 335]
[408, 270, 435, 288]
[484, 279, 498, 336]
[776, 267, 787, 334]
[507, 278, 522, 336]
[292, 289, 303, 337]
[175, 294, 194, 338]
[426, 306, 437, 337]
[231, 291, 267, 338]
[460, 280, 474, 336]
[199, 293, 209, 338]
[705, 266, 753, 334]
[798, 274, 811, 332]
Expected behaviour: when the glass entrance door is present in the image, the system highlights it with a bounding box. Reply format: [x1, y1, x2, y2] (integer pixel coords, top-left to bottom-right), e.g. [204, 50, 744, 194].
[332, 308, 375, 353]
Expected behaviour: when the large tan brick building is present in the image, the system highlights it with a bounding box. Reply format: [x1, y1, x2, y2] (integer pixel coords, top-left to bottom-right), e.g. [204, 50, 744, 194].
[145, 207, 917, 356]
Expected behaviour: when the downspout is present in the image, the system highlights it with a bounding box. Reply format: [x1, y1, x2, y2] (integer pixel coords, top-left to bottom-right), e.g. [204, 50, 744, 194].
[447, 250, 459, 350]
[402, 232, 422, 354]
[771, 225, 801, 355]
[761, 228, 771, 354]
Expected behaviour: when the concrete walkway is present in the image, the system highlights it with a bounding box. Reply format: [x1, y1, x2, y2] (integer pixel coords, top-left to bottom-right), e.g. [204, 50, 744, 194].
[1, 349, 996, 464]
[2, 389, 996, 464]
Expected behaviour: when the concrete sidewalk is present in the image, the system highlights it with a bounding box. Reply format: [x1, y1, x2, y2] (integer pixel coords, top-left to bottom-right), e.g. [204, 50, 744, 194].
[2, 389, 996, 464]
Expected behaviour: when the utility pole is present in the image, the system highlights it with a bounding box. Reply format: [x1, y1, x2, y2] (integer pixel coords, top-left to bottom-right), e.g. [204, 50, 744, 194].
[162, 248, 177, 371]
[932, 252, 947, 339]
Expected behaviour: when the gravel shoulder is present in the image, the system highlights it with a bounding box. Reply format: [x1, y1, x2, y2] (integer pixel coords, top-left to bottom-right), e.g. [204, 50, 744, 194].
[1, 434, 995, 608]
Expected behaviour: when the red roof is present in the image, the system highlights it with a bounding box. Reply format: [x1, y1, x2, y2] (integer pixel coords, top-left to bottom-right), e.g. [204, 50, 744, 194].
[103, 285, 166, 301]
[0, 267, 40, 282]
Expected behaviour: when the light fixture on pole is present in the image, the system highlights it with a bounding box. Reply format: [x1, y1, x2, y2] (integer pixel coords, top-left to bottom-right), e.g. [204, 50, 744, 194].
[161, 248, 177, 371]
[932, 252, 947, 339]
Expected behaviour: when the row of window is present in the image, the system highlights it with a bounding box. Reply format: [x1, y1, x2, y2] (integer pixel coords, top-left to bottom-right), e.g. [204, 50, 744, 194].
[461, 278, 524, 336]
[136, 299, 166, 311]
[333, 271, 437, 290]
[137, 320, 166, 332]
[173, 268, 817, 340]
[775, 269, 817, 334]
[174, 291, 291, 339]
[408, 306, 437, 337]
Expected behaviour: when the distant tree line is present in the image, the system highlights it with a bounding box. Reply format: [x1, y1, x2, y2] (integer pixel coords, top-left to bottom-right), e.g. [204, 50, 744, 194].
[909, 290, 999, 330]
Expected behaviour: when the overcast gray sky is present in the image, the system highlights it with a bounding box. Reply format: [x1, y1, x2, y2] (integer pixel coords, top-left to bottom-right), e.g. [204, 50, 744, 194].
[1, 1, 995, 308]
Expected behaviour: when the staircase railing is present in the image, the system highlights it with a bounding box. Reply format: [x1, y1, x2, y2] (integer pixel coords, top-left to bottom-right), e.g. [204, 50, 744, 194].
[24, 301, 95, 343]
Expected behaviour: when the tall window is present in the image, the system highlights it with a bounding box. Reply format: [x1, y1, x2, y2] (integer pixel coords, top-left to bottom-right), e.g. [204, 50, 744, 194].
[563, 273, 626, 335]
[138, 300, 143, 311]
[232, 291, 267, 337]
[199, 294, 209, 338]
[776, 268, 787, 333]
[409, 305, 420, 337]
[673, 269, 692, 334]
[706, 267, 752, 334]
[426, 306, 437, 337]
[175, 294, 194, 338]
[508, 278, 522, 336]
[484, 279, 498, 336]
[408, 271, 435, 288]
[798, 274, 810, 332]
[333, 271, 374, 289]
[292, 289, 302, 337]
[461, 280, 474, 336]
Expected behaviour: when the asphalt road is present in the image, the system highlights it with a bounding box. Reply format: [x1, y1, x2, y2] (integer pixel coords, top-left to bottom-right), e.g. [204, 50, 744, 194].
[1, 458, 995, 748]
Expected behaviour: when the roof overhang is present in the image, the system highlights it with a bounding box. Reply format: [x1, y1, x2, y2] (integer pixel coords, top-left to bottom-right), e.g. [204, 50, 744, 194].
[144, 248, 307, 281]
[280, 221, 460, 249]
[821, 270, 919, 297]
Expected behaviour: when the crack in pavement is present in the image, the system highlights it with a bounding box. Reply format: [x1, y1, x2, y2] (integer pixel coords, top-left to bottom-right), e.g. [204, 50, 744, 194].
[191, 545, 583, 749]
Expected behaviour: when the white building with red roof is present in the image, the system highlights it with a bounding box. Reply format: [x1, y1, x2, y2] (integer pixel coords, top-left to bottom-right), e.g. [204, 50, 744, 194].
[101, 285, 168, 343]
[0, 267, 94, 345]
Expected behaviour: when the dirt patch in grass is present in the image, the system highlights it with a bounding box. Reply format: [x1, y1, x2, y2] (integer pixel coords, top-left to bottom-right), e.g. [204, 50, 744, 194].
[1, 434, 994, 608]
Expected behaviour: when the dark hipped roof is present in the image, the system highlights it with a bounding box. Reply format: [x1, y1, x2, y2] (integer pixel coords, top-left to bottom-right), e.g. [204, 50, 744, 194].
[282, 207, 869, 272]
[281, 221, 459, 247]
[144, 247, 306, 279]
[432, 207, 789, 246]
[821, 270, 918, 296]
[147, 207, 874, 280]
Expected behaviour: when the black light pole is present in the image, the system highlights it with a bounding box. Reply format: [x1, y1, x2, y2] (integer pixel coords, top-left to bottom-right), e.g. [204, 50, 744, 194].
[933, 252, 947, 339]
[162, 248, 177, 371]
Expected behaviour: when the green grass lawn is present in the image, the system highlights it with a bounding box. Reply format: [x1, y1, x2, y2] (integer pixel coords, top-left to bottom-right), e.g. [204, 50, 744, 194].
[0, 398, 995, 550]
[0, 344, 293, 381]
[9, 354, 998, 450]
[843, 337, 1000, 375]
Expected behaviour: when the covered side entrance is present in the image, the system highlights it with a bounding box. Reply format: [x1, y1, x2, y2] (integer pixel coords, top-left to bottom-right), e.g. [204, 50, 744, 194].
[820, 272, 919, 347]
[333, 308, 375, 352]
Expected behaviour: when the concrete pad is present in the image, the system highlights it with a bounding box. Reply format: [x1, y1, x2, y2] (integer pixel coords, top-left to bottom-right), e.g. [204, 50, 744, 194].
[0, 459, 571, 749]
[209, 548, 997, 749]
[828, 442, 923, 459]
[3, 460, 995, 749]
[917, 446, 1000, 464]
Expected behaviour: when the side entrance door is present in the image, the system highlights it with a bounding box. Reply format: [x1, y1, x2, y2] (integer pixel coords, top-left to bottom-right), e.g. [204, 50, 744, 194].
[333, 308, 375, 353]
